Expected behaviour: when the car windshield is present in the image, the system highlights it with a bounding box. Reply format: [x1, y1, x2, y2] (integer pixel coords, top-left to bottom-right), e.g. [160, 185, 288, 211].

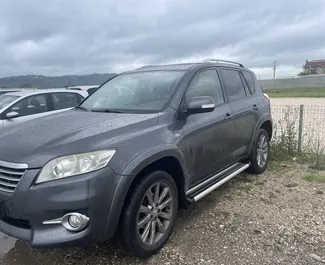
[0, 95, 19, 109]
[81, 71, 185, 113]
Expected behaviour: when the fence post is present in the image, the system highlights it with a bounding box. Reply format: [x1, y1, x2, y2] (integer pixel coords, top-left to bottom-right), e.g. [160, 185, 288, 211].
[298, 104, 304, 152]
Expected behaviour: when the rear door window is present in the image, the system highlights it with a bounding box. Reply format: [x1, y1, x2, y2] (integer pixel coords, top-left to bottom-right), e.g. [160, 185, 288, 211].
[242, 71, 255, 93]
[52, 93, 81, 110]
[220, 69, 246, 102]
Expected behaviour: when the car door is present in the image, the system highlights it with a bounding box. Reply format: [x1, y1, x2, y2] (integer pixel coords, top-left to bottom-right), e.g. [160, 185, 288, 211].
[2, 94, 52, 130]
[219, 68, 258, 159]
[180, 69, 234, 186]
[50, 92, 84, 114]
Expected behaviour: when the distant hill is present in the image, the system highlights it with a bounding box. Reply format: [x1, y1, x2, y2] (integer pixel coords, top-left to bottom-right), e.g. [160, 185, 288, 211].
[0, 73, 117, 89]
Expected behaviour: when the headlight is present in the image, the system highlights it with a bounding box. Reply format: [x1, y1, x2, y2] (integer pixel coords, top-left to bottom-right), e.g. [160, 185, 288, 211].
[36, 150, 116, 184]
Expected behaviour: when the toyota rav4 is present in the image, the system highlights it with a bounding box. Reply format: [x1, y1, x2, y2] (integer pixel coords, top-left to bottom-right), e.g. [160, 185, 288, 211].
[0, 59, 272, 258]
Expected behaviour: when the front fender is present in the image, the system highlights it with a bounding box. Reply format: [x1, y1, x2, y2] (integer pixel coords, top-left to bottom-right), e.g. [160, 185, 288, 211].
[122, 144, 187, 177]
[103, 144, 188, 240]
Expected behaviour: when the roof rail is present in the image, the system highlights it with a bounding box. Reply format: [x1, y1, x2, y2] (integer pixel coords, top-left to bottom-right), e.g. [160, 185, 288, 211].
[204, 59, 244, 68]
[136, 65, 159, 70]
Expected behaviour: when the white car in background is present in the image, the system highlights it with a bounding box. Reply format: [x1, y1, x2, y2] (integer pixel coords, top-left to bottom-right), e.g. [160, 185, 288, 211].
[66, 85, 100, 94]
[0, 88, 22, 96]
[0, 89, 88, 131]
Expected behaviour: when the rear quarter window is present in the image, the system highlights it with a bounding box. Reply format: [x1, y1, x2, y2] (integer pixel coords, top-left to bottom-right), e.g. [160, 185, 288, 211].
[242, 71, 256, 93]
[52, 93, 80, 110]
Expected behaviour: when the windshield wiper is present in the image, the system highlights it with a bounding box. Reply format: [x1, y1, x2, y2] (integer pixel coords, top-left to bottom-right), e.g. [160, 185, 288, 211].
[75, 106, 89, 111]
[91, 109, 124, 113]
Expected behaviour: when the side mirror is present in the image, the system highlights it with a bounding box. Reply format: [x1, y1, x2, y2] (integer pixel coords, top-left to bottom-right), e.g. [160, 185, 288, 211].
[186, 96, 216, 115]
[6, 111, 19, 119]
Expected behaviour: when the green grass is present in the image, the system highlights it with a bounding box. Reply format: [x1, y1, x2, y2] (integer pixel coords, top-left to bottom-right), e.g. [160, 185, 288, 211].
[238, 185, 252, 192]
[264, 87, 325, 98]
[255, 180, 265, 186]
[303, 173, 325, 183]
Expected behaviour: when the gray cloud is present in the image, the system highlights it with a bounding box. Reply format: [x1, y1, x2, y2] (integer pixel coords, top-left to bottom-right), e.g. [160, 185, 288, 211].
[0, 0, 325, 78]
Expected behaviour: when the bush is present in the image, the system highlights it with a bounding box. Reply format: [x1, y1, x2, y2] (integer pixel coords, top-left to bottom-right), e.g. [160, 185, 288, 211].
[271, 105, 325, 170]
[271, 106, 299, 161]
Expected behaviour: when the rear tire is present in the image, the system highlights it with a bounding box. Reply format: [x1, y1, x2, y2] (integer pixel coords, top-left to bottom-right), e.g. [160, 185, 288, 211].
[247, 128, 270, 174]
[117, 171, 178, 259]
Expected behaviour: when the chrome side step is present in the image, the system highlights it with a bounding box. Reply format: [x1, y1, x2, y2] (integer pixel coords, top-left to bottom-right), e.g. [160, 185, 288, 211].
[186, 163, 240, 196]
[186, 162, 250, 203]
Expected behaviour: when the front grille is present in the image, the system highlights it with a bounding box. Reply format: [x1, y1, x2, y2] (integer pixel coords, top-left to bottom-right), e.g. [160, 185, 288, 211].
[0, 161, 28, 193]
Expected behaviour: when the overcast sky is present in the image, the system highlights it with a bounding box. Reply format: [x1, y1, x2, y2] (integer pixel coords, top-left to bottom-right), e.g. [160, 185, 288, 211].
[1, 0, 325, 79]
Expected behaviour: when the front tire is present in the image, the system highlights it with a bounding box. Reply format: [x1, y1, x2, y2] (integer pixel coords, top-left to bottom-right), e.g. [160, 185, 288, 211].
[117, 171, 178, 259]
[248, 128, 270, 174]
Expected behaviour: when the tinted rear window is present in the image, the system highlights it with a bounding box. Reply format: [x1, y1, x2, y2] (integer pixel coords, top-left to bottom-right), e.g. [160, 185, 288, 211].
[242, 71, 255, 93]
[52, 93, 80, 110]
[220, 69, 246, 102]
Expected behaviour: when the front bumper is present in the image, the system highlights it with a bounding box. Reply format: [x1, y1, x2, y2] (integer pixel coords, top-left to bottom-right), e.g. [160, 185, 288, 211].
[0, 166, 122, 247]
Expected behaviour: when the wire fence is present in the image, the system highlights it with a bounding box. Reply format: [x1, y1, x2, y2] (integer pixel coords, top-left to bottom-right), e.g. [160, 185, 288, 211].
[271, 104, 325, 152]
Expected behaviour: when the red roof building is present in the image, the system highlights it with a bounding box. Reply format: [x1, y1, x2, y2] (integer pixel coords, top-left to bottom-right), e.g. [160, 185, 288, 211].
[303, 60, 325, 74]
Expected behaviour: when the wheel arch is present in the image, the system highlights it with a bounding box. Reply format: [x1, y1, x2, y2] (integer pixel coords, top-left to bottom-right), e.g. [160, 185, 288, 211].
[248, 114, 273, 154]
[104, 145, 188, 239]
[260, 120, 273, 140]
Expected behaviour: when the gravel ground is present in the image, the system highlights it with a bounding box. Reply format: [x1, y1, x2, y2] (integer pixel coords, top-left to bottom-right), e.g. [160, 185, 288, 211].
[1, 163, 324, 265]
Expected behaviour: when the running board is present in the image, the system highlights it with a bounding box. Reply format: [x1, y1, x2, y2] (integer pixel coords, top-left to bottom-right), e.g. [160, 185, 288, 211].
[186, 162, 250, 203]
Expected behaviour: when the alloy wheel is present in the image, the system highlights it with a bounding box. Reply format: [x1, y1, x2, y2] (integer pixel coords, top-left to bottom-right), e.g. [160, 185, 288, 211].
[137, 182, 173, 246]
[256, 134, 268, 168]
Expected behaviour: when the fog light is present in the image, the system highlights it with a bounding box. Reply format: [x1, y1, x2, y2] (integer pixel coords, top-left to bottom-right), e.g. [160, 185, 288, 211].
[68, 215, 81, 228]
[61, 213, 89, 232]
[43, 213, 89, 232]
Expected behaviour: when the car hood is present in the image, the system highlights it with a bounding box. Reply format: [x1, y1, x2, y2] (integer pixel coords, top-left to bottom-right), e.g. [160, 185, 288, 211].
[0, 110, 159, 168]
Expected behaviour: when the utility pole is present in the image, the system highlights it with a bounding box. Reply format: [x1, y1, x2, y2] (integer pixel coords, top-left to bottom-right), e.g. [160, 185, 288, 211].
[273, 60, 277, 79]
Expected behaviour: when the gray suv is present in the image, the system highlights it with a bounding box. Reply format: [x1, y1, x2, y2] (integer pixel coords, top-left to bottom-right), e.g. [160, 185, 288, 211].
[0, 60, 272, 258]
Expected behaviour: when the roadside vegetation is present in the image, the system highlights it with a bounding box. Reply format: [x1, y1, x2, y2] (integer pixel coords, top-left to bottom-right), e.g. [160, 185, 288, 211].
[264, 87, 325, 98]
[270, 106, 325, 171]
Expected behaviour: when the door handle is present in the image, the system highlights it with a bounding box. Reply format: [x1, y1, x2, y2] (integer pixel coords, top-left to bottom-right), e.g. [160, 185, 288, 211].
[224, 113, 231, 121]
[253, 104, 259, 111]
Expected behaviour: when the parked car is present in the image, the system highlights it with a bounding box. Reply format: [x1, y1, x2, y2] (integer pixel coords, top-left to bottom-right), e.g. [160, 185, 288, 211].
[66, 85, 99, 93]
[0, 89, 87, 131]
[86, 86, 99, 95]
[0, 88, 22, 96]
[0, 60, 272, 258]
